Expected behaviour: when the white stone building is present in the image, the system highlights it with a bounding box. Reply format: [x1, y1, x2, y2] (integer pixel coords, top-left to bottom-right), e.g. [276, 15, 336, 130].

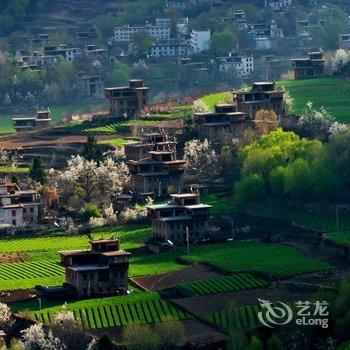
[190, 30, 211, 54]
[218, 51, 254, 76]
[0, 182, 41, 227]
[114, 24, 170, 43]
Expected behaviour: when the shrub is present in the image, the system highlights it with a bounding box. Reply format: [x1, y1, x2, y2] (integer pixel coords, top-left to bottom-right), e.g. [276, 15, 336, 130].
[78, 203, 101, 221]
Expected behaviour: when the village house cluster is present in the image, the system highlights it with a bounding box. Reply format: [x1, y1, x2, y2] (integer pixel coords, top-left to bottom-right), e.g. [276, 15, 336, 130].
[194, 81, 285, 141]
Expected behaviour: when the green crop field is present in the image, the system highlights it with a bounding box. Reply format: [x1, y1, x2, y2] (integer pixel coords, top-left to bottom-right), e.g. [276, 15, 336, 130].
[32, 292, 191, 330]
[0, 225, 152, 291]
[276, 77, 350, 123]
[251, 201, 350, 233]
[204, 304, 264, 332]
[0, 166, 29, 173]
[98, 138, 138, 148]
[0, 227, 331, 292]
[178, 273, 269, 296]
[180, 241, 332, 277]
[0, 225, 151, 254]
[327, 231, 350, 245]
[0, 260, 65, 291]
[201, 193, 234, 215]
[85, 113, 186, 134]
[200, 91, 232, 111]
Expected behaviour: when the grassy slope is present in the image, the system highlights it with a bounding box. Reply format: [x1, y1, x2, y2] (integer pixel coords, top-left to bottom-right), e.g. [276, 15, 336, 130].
[0, 166, 29, 173]
[276, 77, 350, 123]
[251, 200, 350, 233]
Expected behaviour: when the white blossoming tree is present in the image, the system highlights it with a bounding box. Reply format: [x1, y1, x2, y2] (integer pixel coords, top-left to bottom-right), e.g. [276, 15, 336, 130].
[184, 139, 220, 181]
[21, 324, 64, 350]
[59, 155, 130, 205]
[298, 102, 335, 135]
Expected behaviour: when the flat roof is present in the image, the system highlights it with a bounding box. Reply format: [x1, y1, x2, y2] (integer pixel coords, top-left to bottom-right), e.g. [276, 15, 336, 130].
[102, 250, 130, 257]
[185, 204, 212, 209]
[147, 204, 179, 210]
[69, 265, 109, 272]
[171, 193, 199, 198]
[156, 216, 192, 222]
[90, 239, 119, 244]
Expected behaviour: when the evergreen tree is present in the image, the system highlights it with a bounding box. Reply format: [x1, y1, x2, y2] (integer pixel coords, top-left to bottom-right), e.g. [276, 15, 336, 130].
[29, 156, 47, 185]
[81, 135, 102, 164]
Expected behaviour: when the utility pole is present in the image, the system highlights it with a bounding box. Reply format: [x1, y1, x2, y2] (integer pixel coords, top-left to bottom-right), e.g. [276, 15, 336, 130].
[186, 226, 189, 255]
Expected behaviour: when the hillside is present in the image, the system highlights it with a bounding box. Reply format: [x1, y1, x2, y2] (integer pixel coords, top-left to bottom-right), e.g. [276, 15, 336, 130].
[276, 77, 350, 123]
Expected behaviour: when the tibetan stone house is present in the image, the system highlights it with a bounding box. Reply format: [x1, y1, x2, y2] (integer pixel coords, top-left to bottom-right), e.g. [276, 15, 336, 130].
[125, 133, 185, 197]
[59, 238, 130, 297]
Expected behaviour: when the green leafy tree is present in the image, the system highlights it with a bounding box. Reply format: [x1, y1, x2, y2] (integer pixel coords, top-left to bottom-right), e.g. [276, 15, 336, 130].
[210, 29, 236, 56]
[154, 316, 186, 349]
[122, 324, 161, 350]
[131, 31, 154, 57]
[29, 156, 47, 185]
[78, 202, 101, 221]
[107, 62, 130, 86]
[284, 158, 312, 199]
[81, 135, 102, 164]
[234, 173, 265, 208]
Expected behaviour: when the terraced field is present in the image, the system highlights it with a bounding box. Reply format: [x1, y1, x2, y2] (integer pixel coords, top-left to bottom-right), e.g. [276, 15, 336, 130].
[204, 304, 263, 332]
[178, 273, 269, 296]
[327, 231, 350, 245]
[0, 260, 65, 291]
[0, 225, 151, 254]
[85, 113, 184, 134]
[98, 138, 138, 148]
[200, 91, 232, 111]
[181, 242, 332, 277]
[33, 293, 191, 330]
[251, 202, 350, 233]
[276, 77, 350, 123]
[0, 225, 152, 291]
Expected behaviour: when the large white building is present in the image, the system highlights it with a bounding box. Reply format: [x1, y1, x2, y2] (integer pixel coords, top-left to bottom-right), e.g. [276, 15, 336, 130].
[190, 30, 211, 54]
[0, 182, 41, 227]
[150, 38, 188, 57]
[114, 24, 170, 43]
[265, 0, 292, 10]
[218, 51, 254, 76]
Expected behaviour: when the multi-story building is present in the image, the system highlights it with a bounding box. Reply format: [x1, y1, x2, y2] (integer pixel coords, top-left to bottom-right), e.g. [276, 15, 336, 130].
[125, 133, 185, 197]
[150, 38, 189, 57]
[0, 182, 41, 227]
[155, 17, 189, 35]
[147, 193, 212, 245]
[59, 238, 130, 297]
[248, 21, 284, 40]
[114, 24, 170, 43]
[265, 0, 292, 10]
[234, 82, 285, 119]
[190, 30, 211, 53]
[291, 51, 325, 80]
[339, 34, 350, 49]
[194, 104, 247, 140]
[104, 79, 150, 118]
[218, 51, 254, 76]
[13, 110, 52, 132]
[43, 45, 81, 62]
[78, 73, 104, 98]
